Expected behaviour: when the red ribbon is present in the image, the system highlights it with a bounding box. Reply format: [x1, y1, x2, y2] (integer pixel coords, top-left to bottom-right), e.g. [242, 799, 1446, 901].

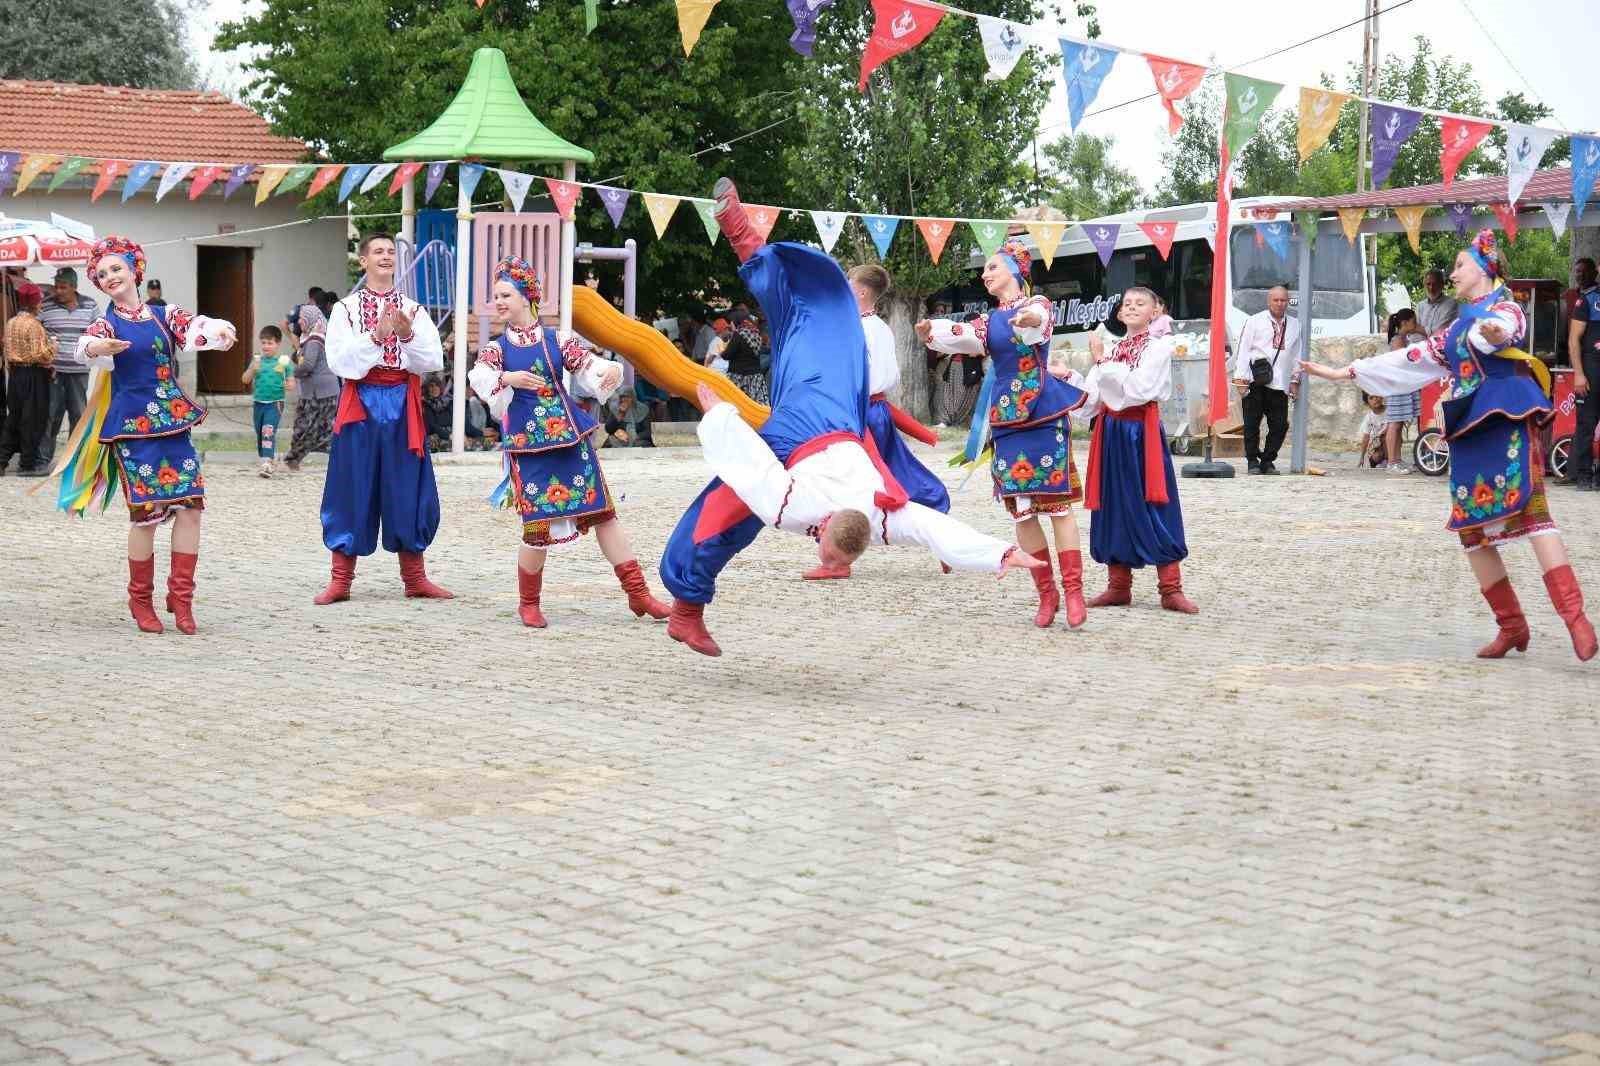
[1084, 402, 1168, 511]
[333, 366, 426, 457]
[870, 393, 939, 446]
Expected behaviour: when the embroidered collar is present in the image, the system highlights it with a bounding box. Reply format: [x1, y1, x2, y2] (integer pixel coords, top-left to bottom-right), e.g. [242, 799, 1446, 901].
[111, 301, 149, 321]
[505, 322, 540, 344]
[859, 310, 875, 319]
[1106, 329, 1153, 366]
[999, 294, 1031, 311]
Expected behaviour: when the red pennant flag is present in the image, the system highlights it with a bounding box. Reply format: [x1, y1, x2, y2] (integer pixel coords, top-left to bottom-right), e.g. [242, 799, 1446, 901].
[1438, 117, 1492, 189]
[387, 161, 424, 196]
[90, 159, 126, 202]
[1145, 55, 1208, 135]
[187, 165, 225, 200]
[306, 164, 345, 199]
[1491, 202, 1519, 242]
[858, 0, 945, 91]
[746, 204, 780, 241]
[1137, 219, 1177, 261]
[545, 178, 581, 221]
[916, 218, 955, 264]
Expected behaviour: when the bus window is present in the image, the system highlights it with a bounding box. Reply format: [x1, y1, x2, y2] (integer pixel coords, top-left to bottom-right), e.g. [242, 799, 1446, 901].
[1171, 239, 1213, 321]
[1230, 228, 1364, 321]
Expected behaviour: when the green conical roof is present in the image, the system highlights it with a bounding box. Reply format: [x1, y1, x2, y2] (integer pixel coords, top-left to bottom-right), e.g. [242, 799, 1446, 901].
[384, 47, 593, 164]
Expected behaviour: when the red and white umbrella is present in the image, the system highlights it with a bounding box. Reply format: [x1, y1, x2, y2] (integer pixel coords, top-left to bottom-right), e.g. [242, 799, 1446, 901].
[0, 216, 95, 267]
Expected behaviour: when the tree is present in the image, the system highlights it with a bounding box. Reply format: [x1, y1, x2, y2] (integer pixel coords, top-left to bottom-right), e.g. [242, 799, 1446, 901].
[1038, 133, 1142, 219]
[2, 0, 196, 89]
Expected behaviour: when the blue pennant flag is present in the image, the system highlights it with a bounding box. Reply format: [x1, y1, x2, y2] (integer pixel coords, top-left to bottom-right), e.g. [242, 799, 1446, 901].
[1573, 135, 1600, 220]
[861, 214, 899, 259]
[1060, 39, 1118, 130]
[459, 163, 486, 202]
[1257, 221, 1291, 260]
[120, 161, 160, 202]
[337, 164, 373, 203]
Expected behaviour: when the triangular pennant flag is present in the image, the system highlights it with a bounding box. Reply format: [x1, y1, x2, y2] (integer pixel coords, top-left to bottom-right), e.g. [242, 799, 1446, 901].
[496, 169, 535, 212]
[585, 0, 598, 34]
[1085, 221, 1121, 267]
[46, 156, 92, 193]
[1439, 117, 1492, 188]
[305, 164, 345, 200]
[1294, 209, 1319, 250]
[255, 164, 292, 205]
[787, 0, 835, 57]
[1137, 219, 1176, 261]
[1491, 202, 1519, 243]
[693, 200, 720, 244]
[0, 152, 18, 193]
[1060, 39, 1118, 130]
[1392, 205, 1427, 254]
[424, 162, 448, 203]
[156, 162, 196, 202]
[1504, 123, 1557, 205]
[91, 159, 126, 202]
[544, 177, 581, 220]
[121, 161, 160, 202]
[676, 0, 721, 56]
[1256, 220, 1291, 260]
[1223, 74, 1282, 156]
[1145, 55, 1208, 135]
[916, 218, 955, 263]
[1026, 220, 1067, 269]
[1445, 202, 1475, 236]
[811, 210, 847, 253]
[746, 204, 780, 242]
[16, 154, 57, 194]
[859, 0, 945, 91]
[188, 165, 226, 200]
[864, 214, 900, 258]
[223, 164, 256, 199]
[337, 164, 372, 202]
[275, 163, 318, 197]
[459, 163, 486, 201]
[977, 16, 1031, 82]
[386, 161, 423, 197]
[968, 219, 1004, 258]
[1541, 202, 1570, 239]
[360, 162, 398, 195]
[597, 186, 631, 228]
[1338, 207, 1364, 244]
[1368, 103, 1423, 187]
[1573, 135, 1600, 220]
[643, 193, 680, 237]
[1296, 88, 1350, 161]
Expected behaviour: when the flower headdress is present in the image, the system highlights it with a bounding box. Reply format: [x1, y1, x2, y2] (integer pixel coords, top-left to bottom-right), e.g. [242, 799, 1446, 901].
[494, 255, 543, 306]
[87, 236, 145, 291]
[996, 237, 1032, 292]
[1466, 228, 1501, 279]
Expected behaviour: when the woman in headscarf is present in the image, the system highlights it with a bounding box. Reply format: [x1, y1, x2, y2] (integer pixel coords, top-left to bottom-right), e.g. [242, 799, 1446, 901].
[467, 256, 669, 629]
[1302, 229, 1594, 662]
[284, 292, 340, 471]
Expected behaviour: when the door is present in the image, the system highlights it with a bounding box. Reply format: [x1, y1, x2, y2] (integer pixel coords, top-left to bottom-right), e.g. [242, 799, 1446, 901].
[195, 246, 254, 394]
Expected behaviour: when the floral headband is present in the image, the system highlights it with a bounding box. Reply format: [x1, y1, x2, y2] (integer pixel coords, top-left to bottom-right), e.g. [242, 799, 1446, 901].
[997, 237, 1032, 290]
[1466, 228, 1500, 279]
[87, 235, 146, 291]
[494, 255, 543, 307]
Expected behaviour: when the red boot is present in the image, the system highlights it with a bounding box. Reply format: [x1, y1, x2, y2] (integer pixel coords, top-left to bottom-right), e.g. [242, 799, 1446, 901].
[1058, 549, 1087, 630]
[165, 550, 199, 635]
[1087, 564, 1132, 608]
[1476, 578, 1530, 658]
[615, 560, 670, 620]
[127, 556, 164, 634]
[313, 551, 356, 605]
[1543, 564, 1597, 662]
[1157, 562, 1200, 615]
[713, 178, 765, 264]
[667, 599, 722, 657]
[1028, 549, 1058, 628]
[517, 566, 547, 628]
[399, 552, 454, 599]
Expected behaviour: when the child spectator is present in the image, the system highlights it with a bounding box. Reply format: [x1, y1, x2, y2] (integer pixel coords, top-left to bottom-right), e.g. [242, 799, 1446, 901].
[1356, 392, 1387, 469]
[242, 324, 293, 478]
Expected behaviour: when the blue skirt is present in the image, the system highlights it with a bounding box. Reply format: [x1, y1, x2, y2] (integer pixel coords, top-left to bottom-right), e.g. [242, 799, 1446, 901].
[865, 399, 950, 513]
[990, 416, 1080, 503]
[507, 435, 615, 546]
[113, 432, 204, 524]
[1088, 416, 1186, 568]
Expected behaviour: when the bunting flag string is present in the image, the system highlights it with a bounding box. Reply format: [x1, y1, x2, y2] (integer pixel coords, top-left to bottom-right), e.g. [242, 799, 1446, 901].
[386, 161, 424, 197]
[222, 163, 256, 199]
[968, 219, 1005, 258]
[16, 154, 56, 194]
[336, 164, 371, 203]
[424, 162, 448, 203]
[254, 164, 291, 205]
[121, 161, 159, 202]
[1256, 220, 1290, 261]
[0, 152, 17, 194]
[977, 14, 1032, 81]
[1504, 124, 1558, 204]
[496, 169, 535, 212]
[1223, 74, 1281, 156]
[544, 177, 581, 220]
[359, 163, 398, 195]
[275, 163, 318, 198]
[458, 163, 486, 201]
[1541, 202, 1570, 239]
[597, 185, 631, 228]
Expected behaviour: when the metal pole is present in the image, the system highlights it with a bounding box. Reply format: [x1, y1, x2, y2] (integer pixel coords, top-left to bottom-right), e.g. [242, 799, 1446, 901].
[451, 172, 472, 455]
[558, 160, 576, 335]
[400, 175, 417, 247]
[622, 238, 636, 320]
[1290, 225, 1316, 473]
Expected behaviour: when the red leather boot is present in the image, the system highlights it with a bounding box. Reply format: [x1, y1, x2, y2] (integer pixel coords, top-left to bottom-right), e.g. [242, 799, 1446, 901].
[1543, 564, 1598, 662]
[517, 566, 547, 628]
[1476, 577, 1530, 658]
[165, 550, 199, 635]
[667, 599, 722, 657]
[1058, 549, 1087, 630]
[399, 552, 454, 599]
[615, 560, 670, 620]
[313, 551, 356, 605]
[713, 178, 766, 264]
[1156, 562, 1200, 615]
[1087, 564, 1132, 608]
[1028, 549, 1058, 628]
[127, 556, 164, 634]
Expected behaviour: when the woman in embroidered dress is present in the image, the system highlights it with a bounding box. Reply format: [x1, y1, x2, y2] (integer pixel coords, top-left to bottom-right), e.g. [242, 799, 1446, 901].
[1301, 229, 1595, 661]
[915, 238, 1091, 629]
[467, 256, 669, 629]
[62, 236, 236, 634]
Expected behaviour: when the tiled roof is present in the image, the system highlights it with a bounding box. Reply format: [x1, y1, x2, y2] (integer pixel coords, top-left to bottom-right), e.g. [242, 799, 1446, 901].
[1254, 168, 1591, 213]
[0, 79, 306, 164]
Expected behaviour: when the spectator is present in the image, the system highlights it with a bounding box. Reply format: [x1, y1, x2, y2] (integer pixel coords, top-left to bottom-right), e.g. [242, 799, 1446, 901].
[686, 309, 714, 366]
[0, 283, 55, 477]
[600, 387, 654, 448]
[36, 267, 97, 466]
[1377, 309, 1427, 473]
[718, 315, 768, 403]
[704, 317, 731, 374]
[241, 324, 293, 478]
[927, 302, 982, 427]
[281, 285, 324, 351]
[143, 279, 167, 308]
[1231, 284, 1301, 474]
[1564, 257, 1600, 491]
[284, 296, 340, 472]
[1560, 257, 1596, 347]
[1417, 268, 1459, 337]
[1355, 392, 1387, 469]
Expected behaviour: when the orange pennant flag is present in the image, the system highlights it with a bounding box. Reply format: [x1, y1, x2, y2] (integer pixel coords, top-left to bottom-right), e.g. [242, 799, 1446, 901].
[747, 204, 780, 242]
[15, 154, 56, 194]
[1145, 55, 1208, 135]
[1393, 205, 1427, 253]
[1297, 88, 1351, 162]
[1338, 207, 1364, 244]
[90, 159, 126, 202]
[306, 164, 346, 199]
[916, 218, 955, 264]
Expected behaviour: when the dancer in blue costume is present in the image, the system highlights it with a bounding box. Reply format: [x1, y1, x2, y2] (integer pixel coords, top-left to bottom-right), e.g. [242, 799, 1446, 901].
[917, 238, 1093, 630]
[467, 256, 668, 628]
[1302, 229, 1594, 661]
[54, 236, 237, 635]
[658, 179, 1042, 657]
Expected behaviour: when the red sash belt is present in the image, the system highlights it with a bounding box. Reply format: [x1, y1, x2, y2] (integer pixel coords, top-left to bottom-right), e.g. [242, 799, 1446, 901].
[869, 393, 939, 446]
[333, 366, 425, 457]
[1084, 402, 1168, 511]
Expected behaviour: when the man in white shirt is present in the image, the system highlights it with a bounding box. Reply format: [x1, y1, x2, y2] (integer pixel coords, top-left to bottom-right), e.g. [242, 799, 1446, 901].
[1417, 268, 1460, 337]
[1231, 285, 1300, 474]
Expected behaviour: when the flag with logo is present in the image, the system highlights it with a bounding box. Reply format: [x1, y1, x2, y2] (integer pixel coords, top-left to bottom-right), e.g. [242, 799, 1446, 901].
[1439, 117, 1492, 188]
[1085, 221, 1120, 266]
[1338, 207, 1364, 244]
[1491, 202, 1519, 242]
[977, 16, 1031, 81]
[337, 164, 371, 202]
[1445, 202, 1475, 236]
[969, 219, 1005, 258]
[786, 0, 834, 56]
[1026, 220, 1066, 268]
[746, 205, 780, 242]
[863, 214, 900, 258]
[916, 218, 955, 263]
[1368, 104, 1423, 187]
[1256, 220, 1290, 260]
[360, 163, 398, 195]
[1392, 205, 1426, 253]
[118, 161, 157, 202]
[254, 165, 291, 205]
[46, 156, 92, 193]
[1060, 39, 1118, 130]
[0, 152, 17, 193]
[188, 165, 227, 200]
[693, 200, 720, 244]
[385, 162, 422, 197]
[90, 160, 126, 202]
[859, 0, 944, 90]
[644, 194, 680, 237]
[1572, 135, 1600, 219]
[275, 163, 318, 198]
[1145, 55, 1207, 135]
[1541, 202, 1570, 239]
[304, 164, 345, 200]
[458, 163, 486, 201]
[155, 162, 195, 202]
[1223, 74, 1281, 155]
[1503, 123, 1556, 204]
[15, 154, 56, 194]
[676, 0, 721, 55]
[811, 210, 847, 253]
[598, 186, 631, 228]
[1296, 88, 1349, 161]
[497, 169, 534, 212]
[424, 162, 448, 203]
[544, 177, 581, 220]
[1137, 219, 1176, 260]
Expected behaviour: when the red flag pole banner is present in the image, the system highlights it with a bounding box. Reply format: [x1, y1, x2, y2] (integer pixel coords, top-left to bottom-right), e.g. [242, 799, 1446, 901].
[859, 0, 945, 91]
[1207, 134, 1232, 428]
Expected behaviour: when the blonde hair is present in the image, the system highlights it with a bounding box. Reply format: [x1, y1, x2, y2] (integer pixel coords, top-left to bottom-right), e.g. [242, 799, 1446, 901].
[827, 509, 873, 559]
[848, 264, 892, 300]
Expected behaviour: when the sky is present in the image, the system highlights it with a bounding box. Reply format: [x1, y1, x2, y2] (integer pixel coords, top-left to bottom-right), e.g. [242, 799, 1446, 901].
[195, 0, 1599, 201]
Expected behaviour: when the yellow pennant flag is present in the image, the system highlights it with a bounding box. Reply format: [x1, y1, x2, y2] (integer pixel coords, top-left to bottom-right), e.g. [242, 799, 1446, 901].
[15, 154, 57, 194]
[643, 193, 680, 238]
[1297, 87, 1351, 162]
[1393, 205, 1427, 253]
[1025, 221, 1067, 270]
[1338, 207, 1365, 244]
[676, 0, 721, 55]
[254, 164, 292, 205]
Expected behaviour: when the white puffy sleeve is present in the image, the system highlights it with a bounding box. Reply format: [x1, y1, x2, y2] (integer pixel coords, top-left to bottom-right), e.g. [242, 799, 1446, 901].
[1349, 332, 1452, 395]
[164, 307, 234, 352]
[324, 298, 381, 380]
[865, 316, 900, 394]
[397, 300, 443, 375]
[557, 331, 620, 403]
[1095, 335, 1175, 411]
[468, 341, 511, 421]
[698, 403, 829, 530]
[924, 315, 986, 356]
[1467, 298, 1526, 357]
[1009, 295, 1054, 345]
[76, 316, 116, 370]
[883, 504, 1011, 572]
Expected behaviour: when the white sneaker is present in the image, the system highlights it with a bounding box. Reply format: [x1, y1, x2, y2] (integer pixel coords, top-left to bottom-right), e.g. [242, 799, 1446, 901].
[258, 459, 273, 479]
[1386, 462, 1410, 474]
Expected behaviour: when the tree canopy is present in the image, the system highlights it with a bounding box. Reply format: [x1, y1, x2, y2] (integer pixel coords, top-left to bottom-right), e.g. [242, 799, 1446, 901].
[3, 0, 196, 89]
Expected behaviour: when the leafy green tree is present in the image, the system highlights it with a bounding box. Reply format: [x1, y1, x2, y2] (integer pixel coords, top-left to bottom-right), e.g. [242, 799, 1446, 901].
[1039, 133, 1142, 218]
[3, 0, 195, 89]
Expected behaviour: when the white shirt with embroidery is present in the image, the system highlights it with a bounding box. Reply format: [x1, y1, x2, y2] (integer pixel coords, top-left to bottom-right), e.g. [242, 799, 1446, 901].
[1347, 298, 1525, 399]
[1068, 330, 1175, 421]
[325, 287, 443, 379]
[922, 294, 1052, 356]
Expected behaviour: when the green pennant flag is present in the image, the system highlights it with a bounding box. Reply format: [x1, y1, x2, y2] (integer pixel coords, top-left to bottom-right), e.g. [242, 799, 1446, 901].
[585, 0, 597, 33]
[970, 220, 1006, 258]
[1223, 73, 1282, 157]
[46, 155, 92, 193]
[274, 163, 319, 197]
[694, 200, 720, 244]
[1295, 210, 1319, 251]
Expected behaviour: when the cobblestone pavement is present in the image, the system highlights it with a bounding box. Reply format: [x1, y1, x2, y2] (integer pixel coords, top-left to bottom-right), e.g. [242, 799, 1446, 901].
[3, 440, 1598, 1065]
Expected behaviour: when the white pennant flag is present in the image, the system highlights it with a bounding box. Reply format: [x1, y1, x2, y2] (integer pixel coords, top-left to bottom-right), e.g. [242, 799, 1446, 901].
[496, 169, 535, 212]
[1541, 201, 1571, 238]
[977, 15, 1031, 81]
[810, 210, 847, 253]
[155, 162, 196, 202]
[360, 163, 399, 194]
[1504, 123, 1557, 205]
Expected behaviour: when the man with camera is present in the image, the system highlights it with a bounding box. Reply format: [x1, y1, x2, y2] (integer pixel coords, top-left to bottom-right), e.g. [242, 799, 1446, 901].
[1232, 285, 1300, 474]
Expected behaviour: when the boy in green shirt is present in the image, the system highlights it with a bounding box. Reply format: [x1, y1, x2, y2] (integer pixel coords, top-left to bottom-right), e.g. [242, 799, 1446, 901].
[243, 325, 293, 478]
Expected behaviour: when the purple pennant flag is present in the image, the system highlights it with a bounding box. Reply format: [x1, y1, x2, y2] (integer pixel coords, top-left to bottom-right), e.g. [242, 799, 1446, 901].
[597, 186, 631, 228]
[1369, 103, 1423, 188]
[424, 162, 447, 204]
[0, 151, 18, 193]
[1085, 221, 1120, 266]
[786, 0, 835, 56]
[1445, 202, 1475, 237]
[222, 164, 256, 200]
